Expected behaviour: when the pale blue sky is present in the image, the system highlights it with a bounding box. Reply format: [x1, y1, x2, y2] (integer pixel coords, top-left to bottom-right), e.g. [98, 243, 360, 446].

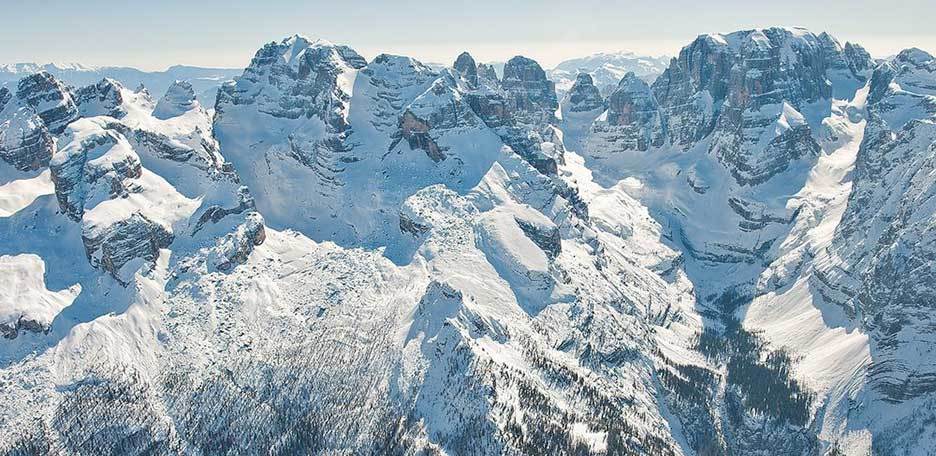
[3, 0, 934, 70]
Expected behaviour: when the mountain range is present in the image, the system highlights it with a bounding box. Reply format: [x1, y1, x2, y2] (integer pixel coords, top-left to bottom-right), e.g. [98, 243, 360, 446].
[0, 26, 935, 455]
[0, 63, 242, 107]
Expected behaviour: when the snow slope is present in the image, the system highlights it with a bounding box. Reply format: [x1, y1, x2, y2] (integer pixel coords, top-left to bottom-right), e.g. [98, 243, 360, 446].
[0, 28, 935, 456]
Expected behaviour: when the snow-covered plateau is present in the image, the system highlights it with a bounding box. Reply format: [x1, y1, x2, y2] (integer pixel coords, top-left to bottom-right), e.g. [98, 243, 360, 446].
[0, 27, 935, 455]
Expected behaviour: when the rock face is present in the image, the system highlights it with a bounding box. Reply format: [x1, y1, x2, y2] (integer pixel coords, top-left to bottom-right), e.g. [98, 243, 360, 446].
[501, 56, 558, 125]
[476, 63, 498, 83]
[75, 78, 126, 118]
[15, 71, 79, 134]
[152, 80, 199, 119]
[587, 72, 665, 152]
[452, 51, 479, 88]
[209, 211, 266, 272]
[50, 126, 142, 221]
[0, 101, 55, 171]
[563, 73, 604, 113]
[216, 35, 365, 128]
[0, 72, 78, 171]
[82, 213, 174, 283]
[828, 48, 936, 407]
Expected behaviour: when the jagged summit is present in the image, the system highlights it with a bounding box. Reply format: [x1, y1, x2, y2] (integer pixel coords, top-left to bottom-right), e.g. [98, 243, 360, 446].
[152, 80, 200, 119]
[4, 27, 936, 456]
[562, 72, 604, 113]
[895, 47, 936, 66]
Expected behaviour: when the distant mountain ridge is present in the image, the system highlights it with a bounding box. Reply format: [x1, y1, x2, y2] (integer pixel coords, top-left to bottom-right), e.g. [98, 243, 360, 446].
[547, 51, 671, 99]
[0, 62, 242, 107]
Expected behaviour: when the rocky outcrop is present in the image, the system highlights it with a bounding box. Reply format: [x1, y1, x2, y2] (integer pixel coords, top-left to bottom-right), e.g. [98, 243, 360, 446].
[501, 56, 558, 125]
[476, 63, 498, 83]
[82, 213, 174, 284]
[587, 72, 665, 152]
[398, 110, 445, 162]
[50, 127, 142, 221]
[217, 35, 365, 129]
[453, 52, 479, 88]
[829, 47, 936, 403]
[152, 80, 199, 119]
[514, 216, 561, 258]
[15, 71, 79, 134]
[713, 101, 820, 185]
[0, 103, 55, 171]
[107, 121, 222, 172]
[209, 212, 266, 272]
[818, 32, 874, 79]
[0, 72, 78, 171]
[75, 78, 126, 118]
[563, 73, 604, 113]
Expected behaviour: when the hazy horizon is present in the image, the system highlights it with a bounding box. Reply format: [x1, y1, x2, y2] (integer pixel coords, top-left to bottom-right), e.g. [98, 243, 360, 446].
[3, 0, 935, 71]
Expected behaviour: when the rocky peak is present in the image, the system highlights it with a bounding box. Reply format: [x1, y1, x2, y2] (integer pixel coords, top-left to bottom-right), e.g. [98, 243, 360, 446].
[0, 73, 69, 172]
[843, 42, 874, 74]
[818, 32, 874, 78]
[650, 28, 834, 184]
[867, 48, 936, 111]
[608, 74, 662, 131]
[894, 47, 936, 69]
[334, 44, 368, 69]
[477, 63, 499, 83]
[502, 56, 558, 123]
[563, 72, 604, 113]
[453, 51, 479, 87]
[15, 71, 79, 134]
[586, 72, 665, 153]
[0, 104, 54, 172]
[153, 80, 199, 120]
[217, 35, 362, 131]
[75, 78, 126, 118]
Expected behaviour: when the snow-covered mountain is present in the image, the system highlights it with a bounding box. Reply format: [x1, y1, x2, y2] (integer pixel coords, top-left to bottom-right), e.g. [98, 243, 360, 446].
[1, 27, 935, 455]
[0, 63, 242, 107]
[548, 52, 670, 99]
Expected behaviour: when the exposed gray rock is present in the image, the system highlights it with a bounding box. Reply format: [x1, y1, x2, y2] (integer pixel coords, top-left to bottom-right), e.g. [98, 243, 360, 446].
[218, 35, 362, 129]
[15, 71, 79, 134]
[588, 72, 665, 152]
[0, 104, 54, 171]
[453, 52, 479, 88]
[75, 78, 126, 118]
[564, 73, 605, 113]
[829, 48, 936, 403]
[476, 63, 499, 83]
[82, 213, 174, 285]
[49, 128, 142, 221]
[1, 315, 50, 339]
[515, 217, 561, 258]
[502, 56, 558, 125]
[210, 211, 266, 272]
[153, 80, 199, 119]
